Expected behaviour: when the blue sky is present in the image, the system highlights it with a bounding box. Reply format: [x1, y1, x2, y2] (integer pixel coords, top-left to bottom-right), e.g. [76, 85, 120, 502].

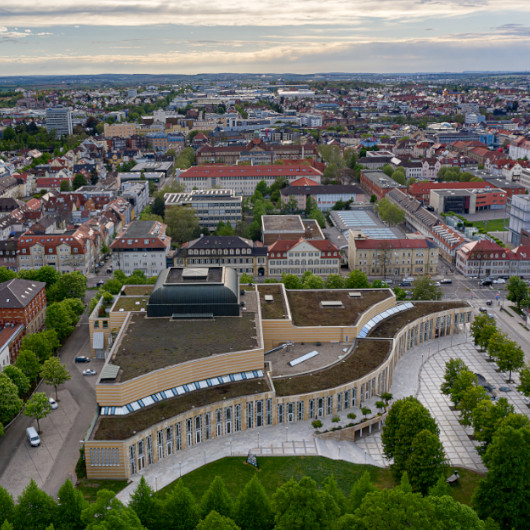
[0, 1, 529, 75]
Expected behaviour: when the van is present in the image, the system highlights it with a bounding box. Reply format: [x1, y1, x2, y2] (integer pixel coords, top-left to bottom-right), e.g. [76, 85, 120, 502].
[26, 426, 40, 447]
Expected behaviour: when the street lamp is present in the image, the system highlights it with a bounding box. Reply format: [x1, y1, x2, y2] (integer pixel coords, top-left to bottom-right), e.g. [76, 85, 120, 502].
[257, 432, 260, 450]
[179, 461, 182, 478]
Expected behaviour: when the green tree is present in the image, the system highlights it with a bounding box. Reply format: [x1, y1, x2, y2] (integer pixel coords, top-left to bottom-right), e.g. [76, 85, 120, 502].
[471, 314, 497, 353]
[234, 476, 273, 530]
[472, 398, 514, 454]
[349, 471, 376, 512]
[382, 396, 439, 481]
[308, 208, 326, 228]
[411, 276, 442, 301]
[59, 180, 71, 192]
[272, 476, 339, 530]
[0, 486, 14, 526]
[46, 303, 75, 341]
[517, 363, 530, 397]
[41, 358, 71, 401]
[14, 479, 56, 530]
[302, 274, 324, 289]
[0, 268, 16, 283]
[72, 174, 87, 190]
[449, 370, 477, 407]
[428, 495, 486, 529]
[24, 392, 52, 432]
[200, 476, 233, 519]
[129, 476, 157, 530]
[376, 198, 405, 226]
[506, 276, 528, 309]
[473, 425, 530, 529]
[20, 330, 59, 363]
[48, 271, 86, 301]
[2, 366, 29, 397]
[81, 490, 143, 529]
[196, 511, 239, 530]
[486, 330, 508, 363]
[428, 476, 451, 498]
[322, 475, 347, 516]
[391, 169, 407, 185]
[382, 164, 394, 177]
[165, 206, 200, 245]
[282, 273, 302, 289]
[408, 430, 447, 494]
[441, 358, 468, 395]
[345, 270, 370, 289]
[324, 274, 344, 289]
[0, 373, 23, 426]
[495, 337, 524, 382]
[56, 479, 87, 530]
[15, 349, 41, 382]
[160, 480, 199, 530]
[458, 384, 489, 426]
[34, 266, 60, 287]
[151, 196, 166, 218]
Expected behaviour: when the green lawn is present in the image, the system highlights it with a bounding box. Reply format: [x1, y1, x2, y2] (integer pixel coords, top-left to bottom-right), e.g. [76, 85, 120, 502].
[156, 456, 482, 506]
[471, 219, 508, 232]
[77, 479, 129, 502]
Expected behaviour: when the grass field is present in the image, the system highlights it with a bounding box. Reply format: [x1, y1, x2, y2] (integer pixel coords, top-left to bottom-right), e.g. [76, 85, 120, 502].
[472, 219, 508, 232]
[77, 479, 129, 502]
[156, 456, 483, 506]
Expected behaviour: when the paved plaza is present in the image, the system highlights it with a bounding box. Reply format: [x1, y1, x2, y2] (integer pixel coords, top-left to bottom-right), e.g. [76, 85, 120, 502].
[117, 330, 530, 504]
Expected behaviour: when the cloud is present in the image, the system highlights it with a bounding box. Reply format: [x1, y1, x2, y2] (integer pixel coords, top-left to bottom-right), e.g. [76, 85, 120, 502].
[0, 0, 528, 27]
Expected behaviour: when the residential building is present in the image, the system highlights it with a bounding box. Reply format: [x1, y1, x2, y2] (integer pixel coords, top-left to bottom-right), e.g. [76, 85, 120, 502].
[508, 194, 530, 246]
[267, 238, 340, 276]
[45, 106, 73, 136]
[103, 123, 138, 138]
[261, 215, 324, 246]
[173, 235, 267, 276]
[110, 220, 171, 277]
[456, 240, 513, 278]
[178, 164, 322, 196]
[348, 235, 439, 278]
[359, 170, 406, 200]
[280, 184, 367, 212]
[164, 189, 242, 232]
[509, 136, 530, 160]
[121, 182, 150, 217]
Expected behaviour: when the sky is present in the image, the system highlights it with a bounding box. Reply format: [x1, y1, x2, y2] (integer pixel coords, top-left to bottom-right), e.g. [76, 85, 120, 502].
[0, 0, 529, 76]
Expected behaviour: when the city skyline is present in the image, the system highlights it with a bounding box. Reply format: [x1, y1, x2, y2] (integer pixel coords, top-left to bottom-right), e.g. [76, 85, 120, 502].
[0, 0, 529, 76]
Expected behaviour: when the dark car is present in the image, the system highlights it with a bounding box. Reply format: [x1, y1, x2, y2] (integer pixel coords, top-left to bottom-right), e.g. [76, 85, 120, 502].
[481, 279, 493, 286]
[96, 280, 104, 287]
[440, 278, 453, 284]
[399, 281, 412, 287]
[75, 356, 90, 363]
[486, 300, 493, 306]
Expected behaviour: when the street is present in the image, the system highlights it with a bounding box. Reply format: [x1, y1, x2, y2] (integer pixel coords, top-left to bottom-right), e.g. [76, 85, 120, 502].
[0, 292, 101, 499]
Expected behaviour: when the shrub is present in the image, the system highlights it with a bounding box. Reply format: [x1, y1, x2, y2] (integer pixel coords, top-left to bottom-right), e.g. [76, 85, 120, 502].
[332, 416, 340, 423]
[312, 419, 323, 429]
[347, 412, 357, 420]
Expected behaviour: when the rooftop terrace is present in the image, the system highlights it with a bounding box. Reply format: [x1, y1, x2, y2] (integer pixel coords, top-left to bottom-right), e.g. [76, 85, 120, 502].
[286, 289, 392, 327]
[272, 339, 392, 397]
[368, 301, 469, 338]
[121, 285, 154, 296]
[112, 296, 149, 312]
[112, 310, 259, 382]
[257, 284, 288, 320]
[93, 378, 270, 441]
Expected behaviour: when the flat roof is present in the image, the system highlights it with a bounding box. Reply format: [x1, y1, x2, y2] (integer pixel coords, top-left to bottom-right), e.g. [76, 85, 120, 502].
[257, 284, 288, 320]
[272, 339, 392, 396]
[113, 296, 149, 312]
[261, 215, 304, 233]
[286, 289, 393, 327]
[166, 267, 223, 284]
[112, 309, 259, 381]
[92, 378, 270, 440]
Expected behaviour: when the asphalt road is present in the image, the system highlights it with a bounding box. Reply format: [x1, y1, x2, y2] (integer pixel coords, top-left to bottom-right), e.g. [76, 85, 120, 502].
[0, 292, 100, 499]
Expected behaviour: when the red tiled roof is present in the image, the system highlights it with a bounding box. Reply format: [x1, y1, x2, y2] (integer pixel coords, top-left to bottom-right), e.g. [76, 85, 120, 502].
[268, 238, 339, 256]
[354, 239, 431, 250]
[180, 164, 322, 179]
[290, 177, 319, 187]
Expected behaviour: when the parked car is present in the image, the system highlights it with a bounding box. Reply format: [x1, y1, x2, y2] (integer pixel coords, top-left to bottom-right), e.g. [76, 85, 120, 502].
[96, 280, 104, 287]
[486, 300, 493, 306]
[75, 356, 90, 363]
[83, 369, 97, 376]
[440, 278, 453, 284]
[48, 397, 58, 410]
[481, 279, 493, 286]
[106, 268, 112, 274]
[399, 281, 412, 287]
[492, 278, 506, 284]
[434, 281, 441, 286]
[479, 307, 488, 313]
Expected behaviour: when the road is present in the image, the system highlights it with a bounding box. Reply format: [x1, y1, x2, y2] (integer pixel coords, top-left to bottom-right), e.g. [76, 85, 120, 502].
[0, 292, 100, 499]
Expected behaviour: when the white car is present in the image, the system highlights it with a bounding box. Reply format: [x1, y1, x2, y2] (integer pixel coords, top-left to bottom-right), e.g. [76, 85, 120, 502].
[83, 369, 97, 376]
[492, 278, 506, 284]
[48, 397, 58, 410]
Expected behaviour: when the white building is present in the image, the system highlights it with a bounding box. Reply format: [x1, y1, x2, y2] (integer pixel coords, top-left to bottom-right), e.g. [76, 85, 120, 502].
[45, 106, 73, 136]
[509, 194, 530, 246]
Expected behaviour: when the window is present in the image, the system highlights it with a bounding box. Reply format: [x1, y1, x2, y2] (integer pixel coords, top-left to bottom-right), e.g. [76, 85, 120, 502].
[195, 415, 202, 444]
[175, 423, 181, 451]
[146, 435, 153, 465]
[337, 393, 342, 412]
[186, 418, 193, 447]
[266, 398, 273, 425]
[297, 401, 304, 421]
[317, 398, 324, 417]
[327, 396, 333, 415]
[166, 426, 173, 455]
[157, 430, 164, 459]
[235, 404, 242, 432]
[225, 406, 233, 434]
[204, 413, 211, 440]
[216, 408, 223, 437]
[137, 440, 145, 471]
[277, 403, 284, 423]
[129, 445, 137, 475]
[344, 390, 350, 409]
[247, 401, 254, 429]
[309, 399, 315, 419]
[256, 400, 263, 427]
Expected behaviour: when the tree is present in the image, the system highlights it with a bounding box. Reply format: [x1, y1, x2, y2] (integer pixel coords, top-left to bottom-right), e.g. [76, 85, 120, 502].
[506, 276, 528, 309]
[165, 206, 200, 245]
[324, 274, 344, 289]
[349, 471, 376, 512]
[25, 392, 52, 431]
[129, 476, 157, 530]
[160, 480, 199, 530]
[34, 266, 60, 287]
[48, 271, 86, 302]
[234, 476, 273, 530]
[382, 164, 394, 177]
[72, 174, 87, 190]
[344, 270, 370, 289]
[449, 370, 477, 407]
[517, 364, 530, 397]
[14, 479, 56, 530]
[408, 430, 447, 494]
[81, 489, 144, 529]
[20, 330, 59, 363]
[3, 365, 29, 397]
[376, 198, 405, 226]
[411, 276, 442, 301]
[46, 303, 75, 341]
[56, 479, 87, 530]
[473, 425, 530, 529]
[151, 196, 166, 218]
[382, 396, 439, 481]
[0, 486, 14, 526]
[441, 358, 468, 395]
[302, 274, 324, 290]
[0, 373, 23, 426]
[282, 273, 302, 290]
[196, 511, 240, 530]
[308, 208, 326, 228]
[272, 477, 339, 530]
[486, 330, 508, 363]
[458, 384, 489, 426]
[428, 495, 486, 530]
[471, 314, 497, 353]
[495, 337, 524, 382]
[200, 476, 233, 519]
[41, 358, 71, 401]
[391, 169, 407, 185]
[15, 349, 41, 382]
[472, 398, 514, 454]
[0, 268, 16, 283]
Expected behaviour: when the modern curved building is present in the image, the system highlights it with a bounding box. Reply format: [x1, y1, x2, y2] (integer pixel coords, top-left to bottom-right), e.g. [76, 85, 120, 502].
[84, 267, 472, 479]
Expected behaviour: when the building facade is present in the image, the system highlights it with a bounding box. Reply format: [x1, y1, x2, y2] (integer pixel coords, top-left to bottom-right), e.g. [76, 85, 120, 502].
[45, 106, 73, 136]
